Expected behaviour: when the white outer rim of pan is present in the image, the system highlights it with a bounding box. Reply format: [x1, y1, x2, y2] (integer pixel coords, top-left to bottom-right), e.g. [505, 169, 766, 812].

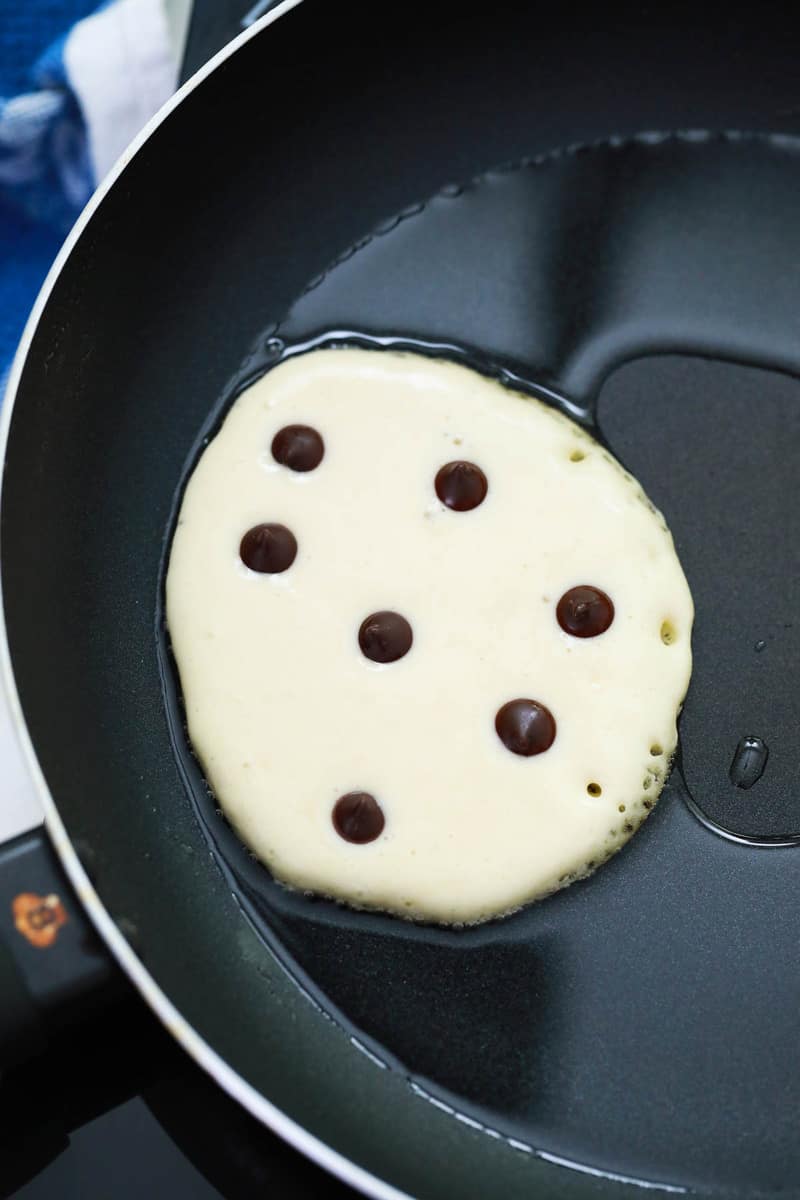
[0, 5, 411, 1199]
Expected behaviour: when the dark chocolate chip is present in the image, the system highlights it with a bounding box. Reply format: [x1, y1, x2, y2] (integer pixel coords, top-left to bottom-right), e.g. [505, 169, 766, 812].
[271, 424, 324, 472]
[435, 461, 488, 511]
[556, 585, 615, 638]
[240, 523, 297, 573]
[358, 611, 413, 663]
[333, 792, 385, 843]
[495, 699, 556, 756]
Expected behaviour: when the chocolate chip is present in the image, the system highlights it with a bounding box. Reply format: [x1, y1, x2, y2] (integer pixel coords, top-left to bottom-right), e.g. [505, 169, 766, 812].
[271, 424, 324, 472]
[333, 792, 385, 843]
[240, 523, 297, 573]
[435, 461, 488, 511]
[556, 585, 615, 638]
[358, 611, 413, 663]
[495, 699, 556, 756]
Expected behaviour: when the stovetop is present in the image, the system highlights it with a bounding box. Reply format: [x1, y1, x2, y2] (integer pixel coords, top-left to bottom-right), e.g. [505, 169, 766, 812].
[2, 4, 357, 1196]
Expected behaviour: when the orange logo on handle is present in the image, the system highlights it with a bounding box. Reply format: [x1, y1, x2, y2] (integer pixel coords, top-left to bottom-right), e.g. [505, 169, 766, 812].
[12, 892, 68, 948]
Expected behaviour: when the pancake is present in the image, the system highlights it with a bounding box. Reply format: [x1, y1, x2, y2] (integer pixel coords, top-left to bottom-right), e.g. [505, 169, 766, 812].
[166, 348, 693, 923]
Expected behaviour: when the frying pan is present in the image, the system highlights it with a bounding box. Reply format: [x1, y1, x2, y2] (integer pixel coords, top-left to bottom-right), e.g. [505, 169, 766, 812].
[3, 2, 800, 1196]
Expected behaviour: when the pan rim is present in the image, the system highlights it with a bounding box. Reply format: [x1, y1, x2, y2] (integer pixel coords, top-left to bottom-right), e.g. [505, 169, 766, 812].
[0, 5, 411, 1198]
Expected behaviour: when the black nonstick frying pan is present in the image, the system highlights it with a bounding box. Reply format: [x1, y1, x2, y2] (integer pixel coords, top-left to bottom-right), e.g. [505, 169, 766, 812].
[3, 3, 800, 1196]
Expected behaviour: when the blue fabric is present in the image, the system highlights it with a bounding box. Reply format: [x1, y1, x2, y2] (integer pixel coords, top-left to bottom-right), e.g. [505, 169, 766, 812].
[0, 1, 100, 373]
[0, 2, 97, 94]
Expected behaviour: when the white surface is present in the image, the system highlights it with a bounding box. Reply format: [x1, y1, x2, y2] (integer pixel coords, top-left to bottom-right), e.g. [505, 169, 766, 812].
[0, 681, 42, 841]
[163, 0, 194, 59]
[167, 349, 694, 923]
[65, 0, 178, 181]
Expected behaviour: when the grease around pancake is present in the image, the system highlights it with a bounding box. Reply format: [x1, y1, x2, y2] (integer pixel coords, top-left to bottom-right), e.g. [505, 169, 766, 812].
[166, 348, 693, 924]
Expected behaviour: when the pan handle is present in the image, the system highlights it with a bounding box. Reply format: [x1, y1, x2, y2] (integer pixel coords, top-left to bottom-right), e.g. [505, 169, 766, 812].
[0, 830, 160, 1195]
[0, 826, 124, 1072]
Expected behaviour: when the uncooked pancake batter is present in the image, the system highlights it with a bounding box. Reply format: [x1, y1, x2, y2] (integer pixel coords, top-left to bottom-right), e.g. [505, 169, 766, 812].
[166, 348, 693, 923]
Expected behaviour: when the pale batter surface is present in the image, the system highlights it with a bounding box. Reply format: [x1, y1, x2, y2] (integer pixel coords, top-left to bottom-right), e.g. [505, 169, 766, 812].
[166, 348, 693, 923]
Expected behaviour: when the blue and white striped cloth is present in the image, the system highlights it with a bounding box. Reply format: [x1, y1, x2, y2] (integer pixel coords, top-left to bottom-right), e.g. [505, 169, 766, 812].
[1, 0, 177, 372]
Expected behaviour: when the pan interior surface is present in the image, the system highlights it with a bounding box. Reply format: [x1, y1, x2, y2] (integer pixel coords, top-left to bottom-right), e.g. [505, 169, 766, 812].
[161, 133, 800, 1196]
[4, 7, 800, 1199]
